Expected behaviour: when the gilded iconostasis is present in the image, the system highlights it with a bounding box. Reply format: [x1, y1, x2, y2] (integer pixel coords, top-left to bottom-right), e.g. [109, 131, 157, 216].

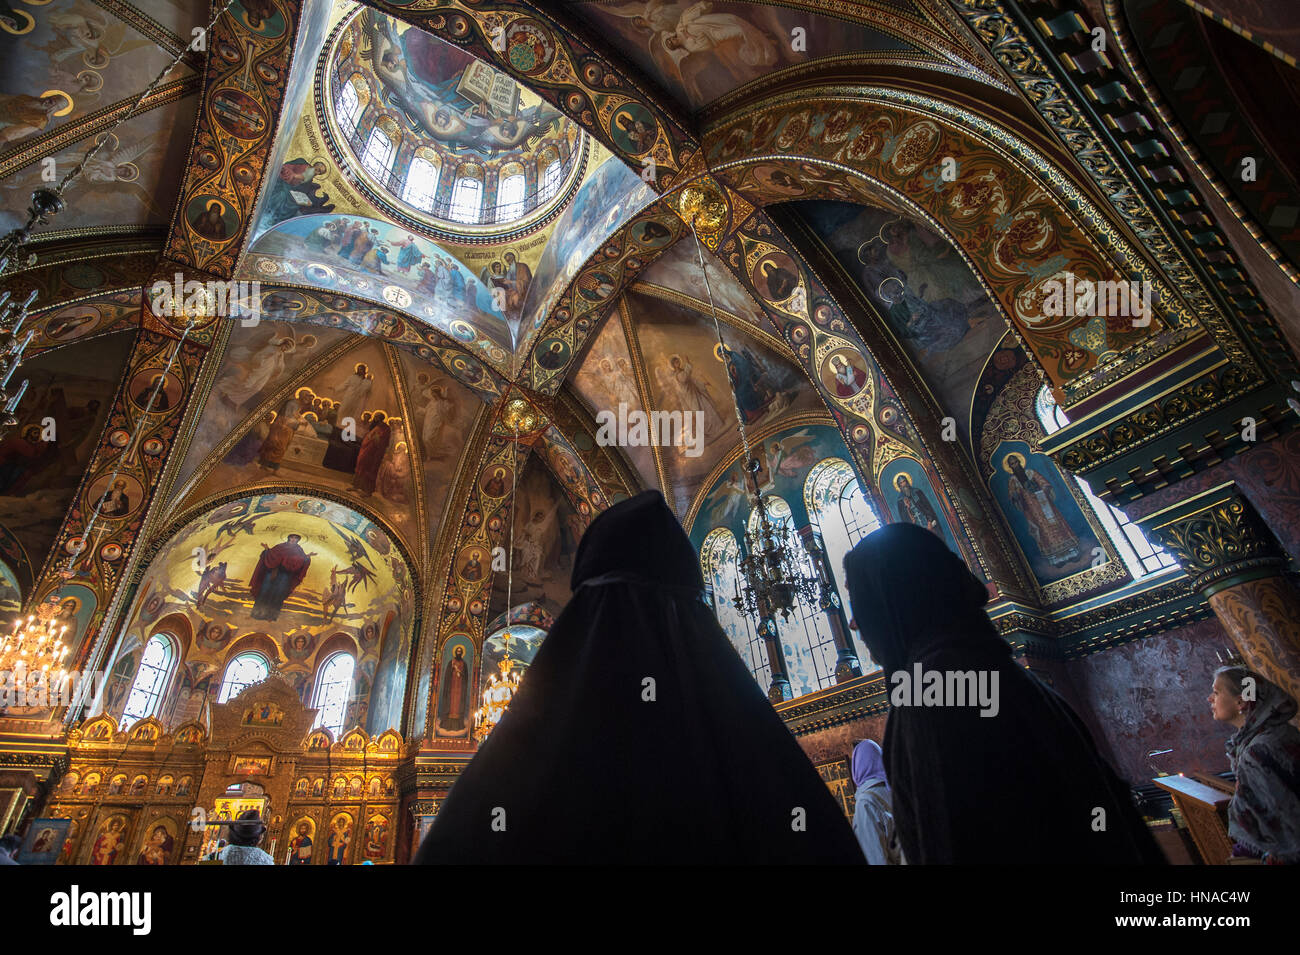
[2, 0, 1298, 866]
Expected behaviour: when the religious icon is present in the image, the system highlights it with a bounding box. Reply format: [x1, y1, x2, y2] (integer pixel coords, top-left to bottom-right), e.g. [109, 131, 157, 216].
[536, 339, 569, 371]
[249, 533, 316, 621]
[1002, 452, 1082, 568]
[364, 813, 389, 859]
[480, 467, 507, 498]
[753, 253, 799, 302]
[327, 813, 352, 865]
[189, 196, 233, 241]
[827, 353, 868, 399]
[289, 819, 315, 865]
[136, 822, 175, 865]
[459, 549, 484, 582]
[89, 815, 127, 865]
[94, 479, 132, 518]
[893, 472, 940, 533]
[438, 643, 471, 732]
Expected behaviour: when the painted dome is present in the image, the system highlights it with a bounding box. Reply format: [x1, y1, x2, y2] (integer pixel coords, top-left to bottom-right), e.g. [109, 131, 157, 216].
[322, 8, 587, 240]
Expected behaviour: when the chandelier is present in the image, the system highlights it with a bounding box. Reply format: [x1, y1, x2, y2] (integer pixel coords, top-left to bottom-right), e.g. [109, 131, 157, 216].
[473, 408, 527, 740]
[684, 209, 831, 624]
[0, 598, 72, 681]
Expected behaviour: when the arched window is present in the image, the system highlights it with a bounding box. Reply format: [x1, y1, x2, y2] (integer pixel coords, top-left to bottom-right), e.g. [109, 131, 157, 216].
[747, 497, 839, 696]
[338, 77, 364, 130]
[497, 170, 527, 221]
[218, 651, 270, 704]
[701, 528, 770, 689]
[449, 175, 483, 223]
[538, 159, 562, 202]
[804, 458, 882, 670]
[311, 652, 355, 737]
[1035, 385, 1177, 577]
[360, 126, 395, 179]
[403, 156, 440, 212]
[120, 634, 176, 729]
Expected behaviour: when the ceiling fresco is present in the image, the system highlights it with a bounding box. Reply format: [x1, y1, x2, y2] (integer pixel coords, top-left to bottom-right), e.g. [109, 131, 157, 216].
[120, 491, 415, 735]
[0, 330, 136, 582]
[0, 0, 1295, 763]
[0, 0, 200, 153]
[795, 200, 1005, 449]
[566, 0, 985, 113]
[184, 337, 423, 551]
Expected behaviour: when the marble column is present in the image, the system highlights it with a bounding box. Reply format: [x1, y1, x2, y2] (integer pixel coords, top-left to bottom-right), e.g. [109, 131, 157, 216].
[1138, 482, 1300, 702]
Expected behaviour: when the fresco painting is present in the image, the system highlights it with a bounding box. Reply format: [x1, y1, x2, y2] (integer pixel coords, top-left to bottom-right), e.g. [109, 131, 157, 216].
[571, 1, 913, 110]
[879, 457, 960, 554]
[0, 331, 134, 592]
[798, 202, 1003, 445]
[988, 439, 1101, 586]
[105, 494, 414, 736]
[192, 341, 420, 549]
[628, 290, 820, 517]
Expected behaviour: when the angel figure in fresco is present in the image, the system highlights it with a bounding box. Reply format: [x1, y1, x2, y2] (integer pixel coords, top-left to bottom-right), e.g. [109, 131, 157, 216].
[214, 325, 312, 409]
[194, 560, 228, 607]
[0, 92, 68, 148]
[764, 430, 817, 479]
[1003, 452, 1082, 568]
[78, 130, 167, 218]
[607, 1, 779, 105]
[656, 354, 725, 445]
[516, 500, 561, 582]
[417, 375, 459, 462]
[706, 467, 750, 527]
[322, 566, 353, 622]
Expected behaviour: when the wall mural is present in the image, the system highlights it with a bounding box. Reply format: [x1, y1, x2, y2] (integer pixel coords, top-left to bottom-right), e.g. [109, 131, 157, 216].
[975, 347, 1125, 600]
[879, 456, 961, 553]
[0, 0, 195, 150]
[688, 422, 849, 546]
[164, 0, 303, 278]
[627, 289, 821, 517]
[571, 312, 657, 485]
[189, 339, 420, 550]
[1, 93, 199, 234]
[635, 238, 770, 329]
[519, 152, 655, 339]
[797, 200, 1003, 445]
[244, 213, 517, 362]
[111, 493, 414, 736]
[709, 94, 1172, 385]
[174, 322, 344, 493]
[23, 290, 143, 360]
[486, 458, 580, 624]
[568, 1, 914, 112]
[0, 330, 135, 580]
[988, 438, 1098, 585]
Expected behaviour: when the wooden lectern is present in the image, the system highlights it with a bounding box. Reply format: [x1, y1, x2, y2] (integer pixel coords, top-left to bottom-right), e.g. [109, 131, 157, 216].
[1153, 774, 1234, 864]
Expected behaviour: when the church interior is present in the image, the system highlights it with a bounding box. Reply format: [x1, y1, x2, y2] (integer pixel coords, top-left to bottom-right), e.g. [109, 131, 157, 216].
[0, 0, 1298, 869]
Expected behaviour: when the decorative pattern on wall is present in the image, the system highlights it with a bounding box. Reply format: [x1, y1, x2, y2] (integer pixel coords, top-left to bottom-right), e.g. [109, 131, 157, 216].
[706, 91, 1173, 386]
[164, 0, 304, 278]
[31, 328, 212, 671]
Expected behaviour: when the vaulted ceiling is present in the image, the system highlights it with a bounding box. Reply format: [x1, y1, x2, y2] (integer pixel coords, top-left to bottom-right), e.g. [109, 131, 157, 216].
[3, 0, 1297, 679]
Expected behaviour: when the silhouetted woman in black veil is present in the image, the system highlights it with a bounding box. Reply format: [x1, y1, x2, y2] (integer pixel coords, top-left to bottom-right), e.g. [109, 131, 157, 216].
[416, 490, 864, 864]
[843, 522, 1165, 865]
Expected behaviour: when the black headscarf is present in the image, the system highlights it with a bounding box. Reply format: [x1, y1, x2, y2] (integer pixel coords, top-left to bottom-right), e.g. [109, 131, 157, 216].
[844, 523, 1165, 864]
[416, 490, 864, 864]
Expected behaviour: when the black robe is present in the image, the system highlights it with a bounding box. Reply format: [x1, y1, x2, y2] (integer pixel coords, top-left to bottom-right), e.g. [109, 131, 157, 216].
[416, 490, 864, 865]
[844, 522, 1166, 865]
